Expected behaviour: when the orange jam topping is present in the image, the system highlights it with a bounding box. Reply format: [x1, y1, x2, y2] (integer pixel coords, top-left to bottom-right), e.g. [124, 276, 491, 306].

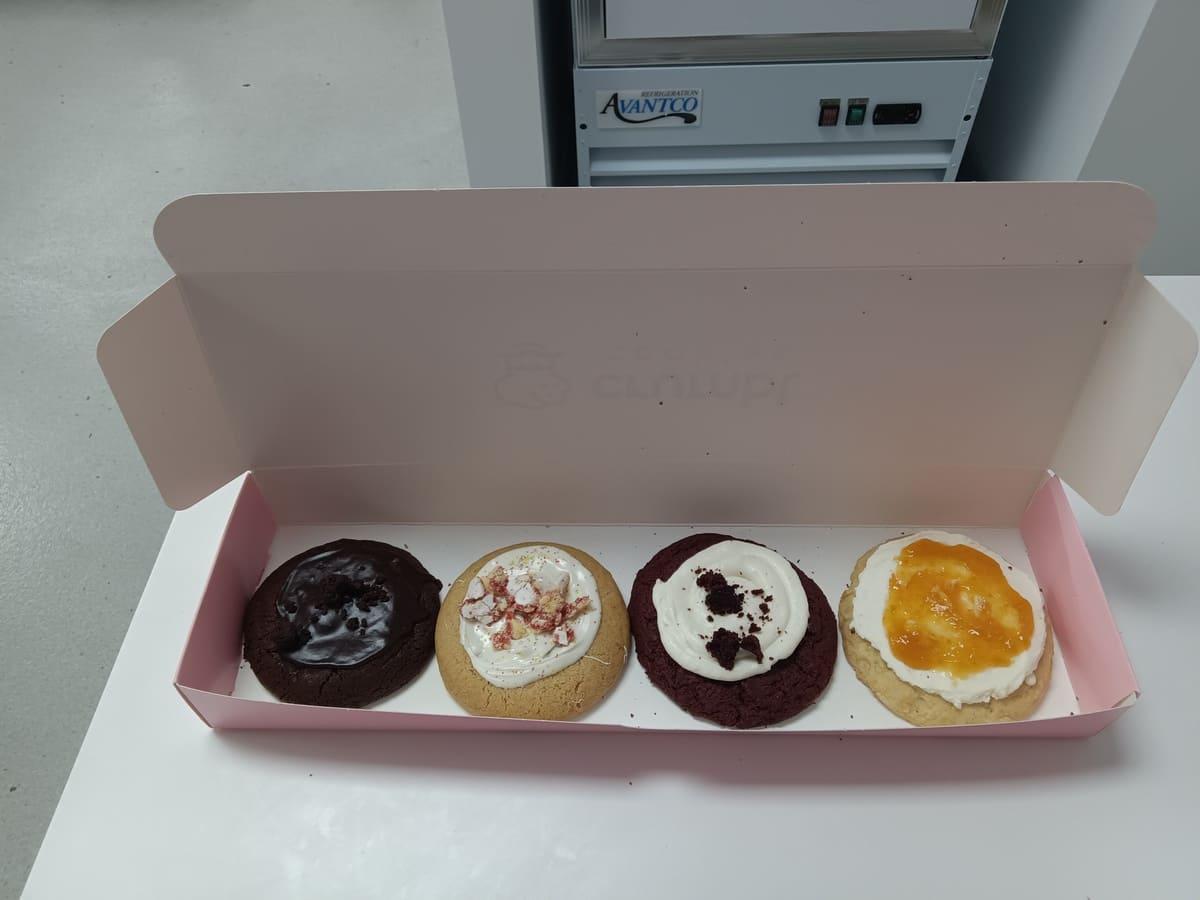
[883, 539, 1034, 677]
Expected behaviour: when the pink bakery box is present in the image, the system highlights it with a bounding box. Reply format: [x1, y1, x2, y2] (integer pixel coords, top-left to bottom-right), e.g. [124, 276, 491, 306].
[99, 182, 1196, 737]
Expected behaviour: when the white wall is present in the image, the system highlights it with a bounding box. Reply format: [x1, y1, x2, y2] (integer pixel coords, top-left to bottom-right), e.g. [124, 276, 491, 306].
[970, 0, 1156, 181]
[1080, 0, 1200, 274]
[442, 0, 549, 186]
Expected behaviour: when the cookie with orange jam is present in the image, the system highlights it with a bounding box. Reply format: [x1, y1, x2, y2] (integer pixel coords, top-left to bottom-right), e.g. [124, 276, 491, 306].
[839, 531, 1053, 725]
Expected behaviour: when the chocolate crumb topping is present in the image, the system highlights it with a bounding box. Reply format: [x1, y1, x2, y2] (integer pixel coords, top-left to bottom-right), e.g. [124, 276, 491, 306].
[697, 570, 743, 616]
[740, 634, 763, 663]
[705, 628, 741, 670]
[748, 622, 761, 634]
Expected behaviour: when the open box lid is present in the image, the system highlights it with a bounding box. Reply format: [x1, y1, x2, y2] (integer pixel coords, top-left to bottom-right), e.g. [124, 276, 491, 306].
[99, 183, 1196, 525]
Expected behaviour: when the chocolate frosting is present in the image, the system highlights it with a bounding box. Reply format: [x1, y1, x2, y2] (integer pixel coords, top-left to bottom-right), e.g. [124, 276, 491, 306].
[275, 544, 439, 668]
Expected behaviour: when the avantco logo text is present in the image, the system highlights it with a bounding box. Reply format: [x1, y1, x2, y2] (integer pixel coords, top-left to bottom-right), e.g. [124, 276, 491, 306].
[595, 89, 702, 129]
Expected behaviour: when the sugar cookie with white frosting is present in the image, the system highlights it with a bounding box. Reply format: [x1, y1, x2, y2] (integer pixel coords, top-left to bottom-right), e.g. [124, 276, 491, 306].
[435, 542, 629, 720]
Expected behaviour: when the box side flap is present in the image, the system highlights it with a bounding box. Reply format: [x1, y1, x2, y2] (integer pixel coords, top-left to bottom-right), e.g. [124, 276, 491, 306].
[153, 182, 1154, 275]
[1053, 275, 1198, 514]
[175, 475, 275, 693]
[1020, 476, 1138, 712]
[98, 279, 247, 510]
[175, 684, 1128, 735]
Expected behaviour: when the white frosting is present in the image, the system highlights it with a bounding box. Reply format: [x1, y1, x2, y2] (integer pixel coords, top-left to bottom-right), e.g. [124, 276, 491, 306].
[651, 539, 809, 682]
[459, 545, 600, 688]
[851, 530, 1047, 707]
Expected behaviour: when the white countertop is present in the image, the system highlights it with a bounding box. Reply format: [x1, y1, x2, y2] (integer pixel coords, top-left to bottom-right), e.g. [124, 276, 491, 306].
[23, 276, 1200, 899]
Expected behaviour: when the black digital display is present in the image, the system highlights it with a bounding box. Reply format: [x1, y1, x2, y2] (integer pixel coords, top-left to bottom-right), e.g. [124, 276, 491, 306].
[873, 103, 922, 125]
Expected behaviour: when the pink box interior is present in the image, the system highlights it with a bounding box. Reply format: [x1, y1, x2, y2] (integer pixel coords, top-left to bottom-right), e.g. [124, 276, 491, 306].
[173, 473, 1132, 736]
[98, 183, 1197, 737]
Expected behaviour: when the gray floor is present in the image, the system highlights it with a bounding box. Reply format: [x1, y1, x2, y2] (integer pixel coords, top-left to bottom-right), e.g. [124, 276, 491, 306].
[0, 1, 465, 894]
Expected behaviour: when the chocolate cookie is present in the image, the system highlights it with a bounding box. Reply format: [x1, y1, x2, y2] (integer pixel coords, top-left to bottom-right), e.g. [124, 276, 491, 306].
[243, 539, 442, 707]
[630, 534, 836, 729]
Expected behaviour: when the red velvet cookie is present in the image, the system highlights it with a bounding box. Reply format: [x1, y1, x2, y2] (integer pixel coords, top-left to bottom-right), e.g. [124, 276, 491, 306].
[630, 533, 837, 728]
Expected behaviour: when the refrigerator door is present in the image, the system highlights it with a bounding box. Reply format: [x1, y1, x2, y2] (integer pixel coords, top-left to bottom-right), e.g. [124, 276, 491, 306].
[574, 0, 1004, 66]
